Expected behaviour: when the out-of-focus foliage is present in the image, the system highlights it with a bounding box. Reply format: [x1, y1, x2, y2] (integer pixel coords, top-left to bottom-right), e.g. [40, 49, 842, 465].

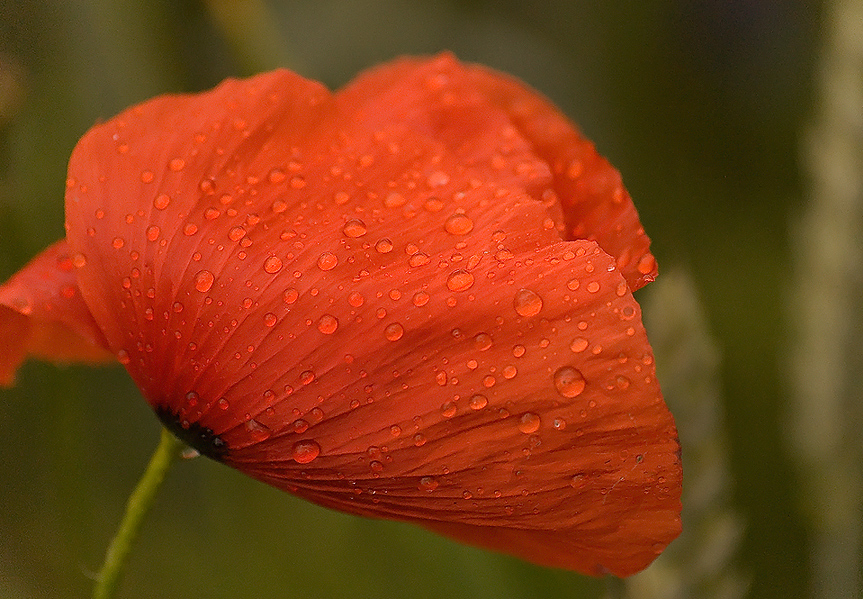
[0, 2, 823, 598]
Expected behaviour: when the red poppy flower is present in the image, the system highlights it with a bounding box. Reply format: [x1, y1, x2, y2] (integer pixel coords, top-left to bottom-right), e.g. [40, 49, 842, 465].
[0, 53, 680, 576]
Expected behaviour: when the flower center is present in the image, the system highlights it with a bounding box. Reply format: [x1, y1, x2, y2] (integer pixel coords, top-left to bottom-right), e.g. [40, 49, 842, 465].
[155, 406, 229, 461]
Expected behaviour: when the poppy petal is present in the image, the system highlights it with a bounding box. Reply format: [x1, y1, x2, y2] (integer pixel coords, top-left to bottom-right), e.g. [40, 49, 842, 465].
[339, 53, 657, 290]
[60, 57, 680, 576]
[0, 240, 113, 385]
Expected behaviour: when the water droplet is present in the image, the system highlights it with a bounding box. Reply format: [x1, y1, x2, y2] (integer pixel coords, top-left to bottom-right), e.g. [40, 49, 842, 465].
[446, 269, 474, 292]
[268, 168, 286, 184]
[217, 397, 230, 410]
[145, 226, 160, 242]
[342, 219, 367, 238]
[300, 370, 315, 385]
[194, 270, 214, 292]
[444, 213, 474, 235]
[183, 223, 198, 236]
[384, 322, 404, 341]
[570, 337, 589, 353]
[379, 191, 407, 209]
[427, 170, 450, 187]
[117, 349, 130, 365]
[424, 197, 444, 212]
[317, 314, 339, 334]
[637, 253, 657, 275]
[469, 394, 488, 410]
[474, 333, 493, 351]
[292, 439, 321, 464]
[512, 344, 526, 358]
[228, 226, 246, 241]
[140, 170, 155, 183]
[283, 288, 299, 304]
[413, 433, 427, 446]
[169, 158, 185, 171]
[317, 252, 338, 271]
[554, 366, 586, 398]
[412, 291, 430, 306]
[553, 417, 566, 430]
[513, 288, 542, 317]
[154, 194, 171, 210]
[348, 291, 364, 307]
[245, 419, 271, 442]
[112, 237, 125, 249]
[518, 412, 541, 434]
[264, 312, 278, 327]
[441, 402, 457, 418]
[264, 256, 283, 274]
[502, 365, 517, 379]
[375, 238, 394, 253]
[199, 178, 216, 194]
[418, 476, 439, 491]
[408, 252, 430, 267]
[586, 281, 600, 293]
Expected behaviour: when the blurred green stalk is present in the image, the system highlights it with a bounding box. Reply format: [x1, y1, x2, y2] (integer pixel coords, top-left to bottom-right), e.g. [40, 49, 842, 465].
[93, 428, 183, 599]
[791, 0, 863, 597]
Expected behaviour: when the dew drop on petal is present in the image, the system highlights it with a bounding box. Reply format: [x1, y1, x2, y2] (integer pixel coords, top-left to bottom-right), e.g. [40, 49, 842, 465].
[424, 197, 444, 212]
[317, 314, 339, 334]
[418, 476, 439, 491]
[444, 213, 474, 235]
[375, 238, 394, 253]
[384, 192, 406, 208]
[474, 333, 493, 351]
[441, 401, 457, 418]
[384, 322, 404, 341]
[153, 193, 171, 210]
[412, 291, 430, 307]
[637, 253, 657, 275]
[217, 397, 230, 410]
[513, 288, 543, 317]
[245, 419, 272, 442]
[317, 252, 338, 271]
[570, 337, 589, 353]
[518, 412, 541, 434]
[554, 366, 586, 398]
[264, 313, 278, 327]
[292, 439, 321, 464]
[586, 281, 600, 293]
[264, 256, 283, 274]
[469, 394, 488, 410]
[146, 226, 160, 242]
[194, 270, 214, 293]
[446, 269, 474, 292]
[342, 219, 367, 238]
[348, 291, 364, 307]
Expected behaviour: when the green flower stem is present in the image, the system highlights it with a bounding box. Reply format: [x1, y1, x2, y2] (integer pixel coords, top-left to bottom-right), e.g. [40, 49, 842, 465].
[93, 428, 183, 599]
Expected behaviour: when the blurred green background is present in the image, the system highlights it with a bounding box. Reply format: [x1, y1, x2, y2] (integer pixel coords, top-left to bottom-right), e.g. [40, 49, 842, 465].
[0, 1, 832, 598]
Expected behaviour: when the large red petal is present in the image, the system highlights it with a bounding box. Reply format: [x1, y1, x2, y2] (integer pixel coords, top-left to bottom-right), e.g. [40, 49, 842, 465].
[339, 53, 658, 290]
[61, 58, 679, 576]
[0, 240, 113, 385]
